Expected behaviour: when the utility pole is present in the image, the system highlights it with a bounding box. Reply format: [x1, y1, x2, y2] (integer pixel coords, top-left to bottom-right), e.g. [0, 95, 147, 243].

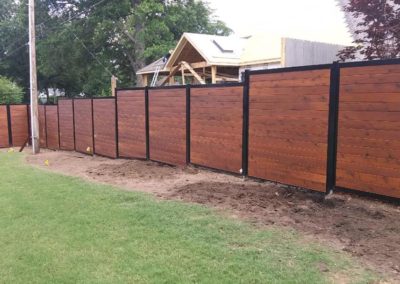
[29, 0, 40, 154]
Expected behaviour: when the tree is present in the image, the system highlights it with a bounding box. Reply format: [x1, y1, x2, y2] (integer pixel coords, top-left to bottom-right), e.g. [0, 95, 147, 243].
[1, 0, 231, 98]
[0, 76, 24, 104]
[339, 0, 400, 61]
[36, 0, 232, 96]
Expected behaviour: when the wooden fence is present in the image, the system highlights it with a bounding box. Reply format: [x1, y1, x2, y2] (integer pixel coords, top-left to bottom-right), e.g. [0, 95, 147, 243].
[0, 59, 399, 199]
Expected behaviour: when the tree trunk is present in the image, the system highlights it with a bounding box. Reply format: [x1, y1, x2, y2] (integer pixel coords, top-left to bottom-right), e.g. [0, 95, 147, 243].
[131, 0, 145, 86]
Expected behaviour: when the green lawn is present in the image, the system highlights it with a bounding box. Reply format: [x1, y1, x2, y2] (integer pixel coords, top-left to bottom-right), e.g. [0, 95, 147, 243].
[0, 152, 374, 283]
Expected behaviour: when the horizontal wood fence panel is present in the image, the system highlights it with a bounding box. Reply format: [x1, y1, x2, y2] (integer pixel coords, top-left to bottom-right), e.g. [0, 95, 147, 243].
[149, 88, 186, 166]
[117, 90, 146, 159]
[45, 105, 59, 150]
[191, 86, 243, 173]
[74, 99, 94, 155]
[248, 69, 331, 192]
[58, 100, 75, 150]
[10, 105, 29, 147]
[336, 64, 400, 198]
[0, 106, 9, 148]
[93, 99, 117, 159]
[38, 105, 47, 147]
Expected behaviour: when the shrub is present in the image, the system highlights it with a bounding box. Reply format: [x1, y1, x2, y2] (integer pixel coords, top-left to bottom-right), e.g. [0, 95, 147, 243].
[0, 76, 24, 104]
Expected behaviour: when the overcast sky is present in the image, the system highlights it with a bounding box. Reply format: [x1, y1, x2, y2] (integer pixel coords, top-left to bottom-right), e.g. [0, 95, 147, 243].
[207, 0, 353, 45]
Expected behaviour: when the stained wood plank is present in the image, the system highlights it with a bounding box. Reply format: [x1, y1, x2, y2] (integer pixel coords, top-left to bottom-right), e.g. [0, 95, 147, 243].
[10, 105, 29, 147]
[0, 106, 9, 148]
[191, 86, 243, 173]
[74, 99, 94, 155]
[117, 90, 146, 159]
[149, 88, 186, 166]
[38, 105, 47, 147]
[248, 69, 330, 192]
[93, 99, 117, 158]
[45, 105, 59, 150]
[58, 100, 75, 150]
[336, 64, 400, 198]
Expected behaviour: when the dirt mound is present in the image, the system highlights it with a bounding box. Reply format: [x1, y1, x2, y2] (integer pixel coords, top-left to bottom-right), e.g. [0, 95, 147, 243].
[87, 160, 198, 180]
[169, 181, 400, 279]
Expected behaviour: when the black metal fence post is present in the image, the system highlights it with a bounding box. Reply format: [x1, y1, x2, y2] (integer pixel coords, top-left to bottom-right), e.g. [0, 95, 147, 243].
[186, 84, 191, 165]
[242, 70, 250, 177]
[91, 98, 95, 155]
[6, 105, 12, 147]
[72, 98, 76, 151]
[44, 105, 48, 148]
[115, 93, 119, 158]
[57, 103, 61, 149]
[26, 104, 31, 145]
[326, 62, 341, 194]
[145, 87, 150, 160]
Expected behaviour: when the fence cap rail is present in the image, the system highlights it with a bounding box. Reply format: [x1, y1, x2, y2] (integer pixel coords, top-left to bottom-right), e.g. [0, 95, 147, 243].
[0, 103, 29, 106]
[190, 82, 244, 89]
[248, 63, 332, 76]
[92, 97, 116, 100]
[339, 58, 400, 68]
[116, 87, 146, 91]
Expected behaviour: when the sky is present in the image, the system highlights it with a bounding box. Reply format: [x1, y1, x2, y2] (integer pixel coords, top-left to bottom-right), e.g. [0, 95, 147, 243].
[207, 0, 353, 45]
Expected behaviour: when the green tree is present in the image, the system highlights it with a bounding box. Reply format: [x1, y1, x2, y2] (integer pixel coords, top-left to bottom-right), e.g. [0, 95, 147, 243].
[1, 0, 231, 98]
[338, 0, 400, 60]
[0, 76, 24, 104]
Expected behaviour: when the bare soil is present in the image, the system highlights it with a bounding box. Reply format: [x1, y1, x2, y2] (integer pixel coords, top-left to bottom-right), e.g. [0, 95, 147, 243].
[25, 149, 400, 282]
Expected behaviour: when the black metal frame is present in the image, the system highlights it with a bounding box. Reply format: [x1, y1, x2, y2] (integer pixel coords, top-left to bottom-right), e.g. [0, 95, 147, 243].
[186, 84, 191, 164]
[114, 94, 119, 158]
[241, 70, 250, 177]
[339, 57, 400, 68]
[326, 62, 341, 194]
[248, 63, 332, 75]
[6, 105, 12, 146]
[189, 82, 244, 89]
[44, 105, 48, 148]
[26, 105, 31, 145]
[71, 99, 76, 151]
[145, 87, 150, 160]
[91, 98, 95, 156]
[57, 105, 61, 149]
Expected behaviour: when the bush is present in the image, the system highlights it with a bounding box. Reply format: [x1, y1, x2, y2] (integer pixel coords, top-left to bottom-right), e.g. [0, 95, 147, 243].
[0, 76, 24, 104]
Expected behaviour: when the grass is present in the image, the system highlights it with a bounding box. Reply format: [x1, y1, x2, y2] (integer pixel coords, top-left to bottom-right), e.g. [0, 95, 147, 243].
[0, 152, 375, 283]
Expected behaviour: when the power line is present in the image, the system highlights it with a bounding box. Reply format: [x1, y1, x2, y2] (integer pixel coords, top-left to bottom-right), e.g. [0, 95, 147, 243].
[0, 0, 108, 62]
[0, 42, 29, 63]
[72, 32, 113, 76]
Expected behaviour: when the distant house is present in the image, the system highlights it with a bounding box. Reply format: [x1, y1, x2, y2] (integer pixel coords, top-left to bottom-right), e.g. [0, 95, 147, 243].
[137, 33, 345, 86]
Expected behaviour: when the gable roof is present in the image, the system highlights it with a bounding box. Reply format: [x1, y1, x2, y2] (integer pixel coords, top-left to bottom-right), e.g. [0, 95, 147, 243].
[136, 57, 169, 75]
[138, 33, 286, 75]
[166, 33, 282, 68]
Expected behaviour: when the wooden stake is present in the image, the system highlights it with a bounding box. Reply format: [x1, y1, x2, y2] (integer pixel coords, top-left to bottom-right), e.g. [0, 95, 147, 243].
[111, 75, 117, 96]
[29, 0, 40, 154]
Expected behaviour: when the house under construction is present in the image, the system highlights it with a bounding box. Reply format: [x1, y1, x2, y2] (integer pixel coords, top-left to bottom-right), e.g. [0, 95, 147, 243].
[137, 33, 345, 87]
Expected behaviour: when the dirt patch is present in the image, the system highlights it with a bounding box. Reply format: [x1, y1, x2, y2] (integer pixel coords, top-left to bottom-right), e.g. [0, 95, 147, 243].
[25, 150, 245, 194]
[25, 149, 400, 282]
[168, 181, 400, 281]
